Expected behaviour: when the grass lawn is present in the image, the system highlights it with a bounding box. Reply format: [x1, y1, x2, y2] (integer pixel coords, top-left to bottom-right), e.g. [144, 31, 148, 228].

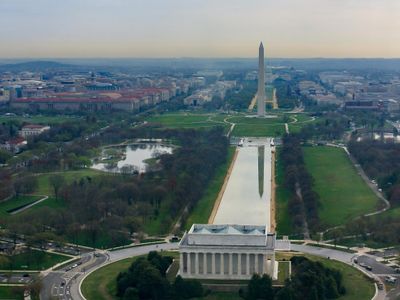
[0, 286, 24, 300]
[0, 195, 42, 217]
[276, 261, 290, 285]
[227, 116, 284, 125]
[0, 249, 70, 270]
[34, 169, 104, 195]
[303, 146, 379, 228]
[337, 237, 398, 249]
[276, 252, 375, 300]
[82, 251, 178, 300]
[275, 149, 294, 235]
[232, 124, 285, 137]
[147, 113, 230, 131]
[185, 147, 236, 228]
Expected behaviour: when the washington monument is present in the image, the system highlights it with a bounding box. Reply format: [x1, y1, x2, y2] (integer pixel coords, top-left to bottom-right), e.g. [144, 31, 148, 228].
[257, 42, 266, 116]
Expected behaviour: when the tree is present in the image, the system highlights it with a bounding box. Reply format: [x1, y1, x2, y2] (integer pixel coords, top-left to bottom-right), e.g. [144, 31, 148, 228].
[49, 174, 64, 200]
[13, 175, 38, 197]
[246, 274, 274, 300]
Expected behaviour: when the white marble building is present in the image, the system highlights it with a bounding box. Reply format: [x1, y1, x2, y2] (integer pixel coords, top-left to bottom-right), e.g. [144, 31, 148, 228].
[179, 224, 276, 280]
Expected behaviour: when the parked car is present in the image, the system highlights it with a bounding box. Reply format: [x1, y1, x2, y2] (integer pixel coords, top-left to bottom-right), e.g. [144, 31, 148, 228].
[359, 262, 367, 268]
[385, 276, 397, 284]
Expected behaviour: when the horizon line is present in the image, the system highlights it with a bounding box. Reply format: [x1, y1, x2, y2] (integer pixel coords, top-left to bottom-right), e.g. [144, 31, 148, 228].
[1, 56, 400, 61]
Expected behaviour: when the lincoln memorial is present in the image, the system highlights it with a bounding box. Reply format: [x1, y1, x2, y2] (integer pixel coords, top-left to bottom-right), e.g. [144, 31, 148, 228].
[179, 224, 276, 280]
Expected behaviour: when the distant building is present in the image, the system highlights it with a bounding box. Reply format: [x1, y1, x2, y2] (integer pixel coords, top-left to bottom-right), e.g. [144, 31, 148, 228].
[179, 224, 276, 280]
[0, 137, 27, 153]
[19, 124, 50, 138]
[344, 100, 379, 110]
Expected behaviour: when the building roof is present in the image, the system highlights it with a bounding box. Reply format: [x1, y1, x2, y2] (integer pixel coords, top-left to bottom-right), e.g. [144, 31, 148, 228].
[22, 124, 49, 130]
[191, 224, 266, 235]
[180, 224, 275, 249]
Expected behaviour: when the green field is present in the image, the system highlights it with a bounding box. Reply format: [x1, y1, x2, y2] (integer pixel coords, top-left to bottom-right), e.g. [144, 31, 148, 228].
[303, 146, 379, 228]
[186, 147, 236, 228]
[0, 195, 42, 217]
[146, 112, 305, 137]
[34, 169, 104, 195]
[232, 124, 285, 137]
[0, 286, 24, 300]
[147, 113, 228, 129]
[0, 249, 69, 270]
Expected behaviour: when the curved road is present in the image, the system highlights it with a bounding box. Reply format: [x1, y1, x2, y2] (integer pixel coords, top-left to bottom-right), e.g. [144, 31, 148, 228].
[40, 243, 179, 300]
[41, 242, 398, 300]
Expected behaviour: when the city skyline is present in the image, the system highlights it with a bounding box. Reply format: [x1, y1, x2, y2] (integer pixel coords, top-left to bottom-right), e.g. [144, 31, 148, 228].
[0, 0, 400, 58]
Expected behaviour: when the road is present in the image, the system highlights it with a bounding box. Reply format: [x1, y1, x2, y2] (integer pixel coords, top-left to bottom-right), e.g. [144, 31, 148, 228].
[40, 243, 179, 300]
[40, 241, 399, 300]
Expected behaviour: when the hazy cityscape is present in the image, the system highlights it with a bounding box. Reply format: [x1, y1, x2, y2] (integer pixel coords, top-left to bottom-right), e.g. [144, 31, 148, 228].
[0, 1, 400, 300]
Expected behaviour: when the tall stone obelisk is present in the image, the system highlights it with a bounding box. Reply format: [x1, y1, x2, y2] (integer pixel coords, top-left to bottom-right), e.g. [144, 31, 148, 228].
[257, 42, 266, 117]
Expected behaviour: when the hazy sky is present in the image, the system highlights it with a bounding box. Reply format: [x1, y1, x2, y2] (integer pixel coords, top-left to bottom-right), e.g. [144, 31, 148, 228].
[1, 0, 399, 58]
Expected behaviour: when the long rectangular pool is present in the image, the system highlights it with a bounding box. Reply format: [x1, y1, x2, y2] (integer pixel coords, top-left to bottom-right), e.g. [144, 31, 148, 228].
[213, 138, 272, 230]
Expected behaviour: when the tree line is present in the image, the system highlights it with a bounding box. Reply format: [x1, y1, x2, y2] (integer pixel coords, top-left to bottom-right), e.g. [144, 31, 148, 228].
[240, 256, 345, 300]
[1, 127, 229, 248]
[348, 139, 400, 206]
[116, 251, 203, 300]
[281, 134, 320, 234]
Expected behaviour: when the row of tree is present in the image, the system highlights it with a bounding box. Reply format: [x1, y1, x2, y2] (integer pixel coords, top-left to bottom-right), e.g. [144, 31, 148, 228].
[116, 251, 203, 300]
[280, 134, 320, 233]
[348, 139, 400, 206]
[241, 256, 345, 300]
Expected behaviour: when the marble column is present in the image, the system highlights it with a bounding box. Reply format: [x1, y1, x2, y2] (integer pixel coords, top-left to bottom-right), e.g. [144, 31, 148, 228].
[187, 252, 191, 274]
[255, 253, 259, 274]
[195, 253, 199, 274]
[229, 253, 233, 275]
[221, 253, 224, 275]
[203, 253, 207, 275]
[246, 253, 250, 275]
[180, 252, 184, 274]
[238, 253, 242, 275]
[211, 253, 216, 275]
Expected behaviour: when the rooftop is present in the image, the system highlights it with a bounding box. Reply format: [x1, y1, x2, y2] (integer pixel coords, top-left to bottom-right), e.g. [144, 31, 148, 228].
[190, 224, 266, 235]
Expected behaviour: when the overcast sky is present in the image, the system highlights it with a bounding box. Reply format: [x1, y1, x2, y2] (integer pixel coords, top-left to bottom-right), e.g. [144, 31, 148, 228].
[0, 0, 399, 58]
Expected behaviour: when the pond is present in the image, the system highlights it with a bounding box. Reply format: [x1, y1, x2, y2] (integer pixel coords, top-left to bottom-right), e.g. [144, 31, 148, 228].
[213, 138, 272, 229]
[91, 143, 173, 174]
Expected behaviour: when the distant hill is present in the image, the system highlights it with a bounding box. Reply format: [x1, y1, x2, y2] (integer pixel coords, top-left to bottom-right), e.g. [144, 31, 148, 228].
[0, 60, 77, 72]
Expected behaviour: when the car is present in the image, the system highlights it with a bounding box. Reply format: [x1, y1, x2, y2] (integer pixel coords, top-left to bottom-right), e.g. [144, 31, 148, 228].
[60, 282, 65, 286]
[94, 253, 100, 257]
[377, 283, 384, 290]
[385, 276, 397, 284]
[395, 268, 400, 273]
[22, 274, 30, 278]
[353, 258, 358, 264]
[359, 262, 367, 268]
[76, 261, 82, 266]
[365, 265, 372, 271]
